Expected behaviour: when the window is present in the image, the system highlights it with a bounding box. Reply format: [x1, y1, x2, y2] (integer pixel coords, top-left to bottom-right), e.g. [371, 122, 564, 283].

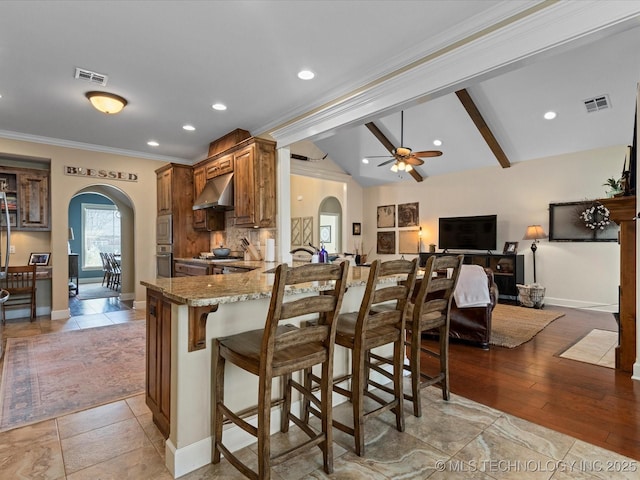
[82, 203, 121, 269]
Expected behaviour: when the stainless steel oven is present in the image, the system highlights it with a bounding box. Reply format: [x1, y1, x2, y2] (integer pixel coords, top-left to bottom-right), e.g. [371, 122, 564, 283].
[156, 244, 173, 278]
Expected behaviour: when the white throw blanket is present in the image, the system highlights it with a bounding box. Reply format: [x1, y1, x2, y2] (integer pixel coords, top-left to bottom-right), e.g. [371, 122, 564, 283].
[453, 264, 491, 308]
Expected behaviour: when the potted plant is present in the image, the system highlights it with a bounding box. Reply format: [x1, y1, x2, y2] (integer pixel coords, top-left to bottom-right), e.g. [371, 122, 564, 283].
[603, 177, 622, 197]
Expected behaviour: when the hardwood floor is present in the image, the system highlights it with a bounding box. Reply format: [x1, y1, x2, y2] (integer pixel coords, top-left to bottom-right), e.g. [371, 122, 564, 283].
[426, 305, 640, 461]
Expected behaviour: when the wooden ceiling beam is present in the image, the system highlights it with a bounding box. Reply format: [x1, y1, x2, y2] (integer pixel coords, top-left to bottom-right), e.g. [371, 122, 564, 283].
[455, 88, 511, 169]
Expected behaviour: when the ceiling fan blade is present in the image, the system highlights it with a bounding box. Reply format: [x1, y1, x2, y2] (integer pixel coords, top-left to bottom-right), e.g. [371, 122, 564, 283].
[413, 150, 443, 158]
[409, 168, 424, 182]
[406, 156, 425, 166]
[365, 122, 396, 155]
[377, 159, 396, 167]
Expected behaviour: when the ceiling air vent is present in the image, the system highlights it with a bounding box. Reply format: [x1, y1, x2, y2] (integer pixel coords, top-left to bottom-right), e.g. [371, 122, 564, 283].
[584, 94, 610, 113]
[74, 67, 108, 86]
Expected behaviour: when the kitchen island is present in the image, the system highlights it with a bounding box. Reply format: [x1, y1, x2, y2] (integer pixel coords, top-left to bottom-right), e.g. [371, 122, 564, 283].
[140, 262, 402, 478]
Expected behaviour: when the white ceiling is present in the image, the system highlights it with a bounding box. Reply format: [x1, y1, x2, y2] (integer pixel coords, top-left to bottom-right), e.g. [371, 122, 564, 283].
[1, 1, 639, 187]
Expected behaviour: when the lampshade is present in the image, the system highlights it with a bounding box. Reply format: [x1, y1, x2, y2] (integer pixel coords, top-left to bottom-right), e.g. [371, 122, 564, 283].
[86, 91, 128, 114]
[523, 225, 548, 240]
[68, 227, 75, 241]
[390, 163, 398, 172]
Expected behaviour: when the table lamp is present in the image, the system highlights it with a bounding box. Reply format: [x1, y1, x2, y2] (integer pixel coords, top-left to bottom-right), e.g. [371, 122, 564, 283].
[68, 227, 74, 254]
[523, 225, 547, 283]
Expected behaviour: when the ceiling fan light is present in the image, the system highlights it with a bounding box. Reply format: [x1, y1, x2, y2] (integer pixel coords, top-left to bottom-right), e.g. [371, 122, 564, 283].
[405, 164, 413, 172]
[397, 161, 406, 171]
[390, 164, 399, 173]
[86, 91, 127, 114]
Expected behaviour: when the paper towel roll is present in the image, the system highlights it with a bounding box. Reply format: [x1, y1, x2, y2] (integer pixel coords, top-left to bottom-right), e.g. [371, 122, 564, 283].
[265, 238, 275, 262]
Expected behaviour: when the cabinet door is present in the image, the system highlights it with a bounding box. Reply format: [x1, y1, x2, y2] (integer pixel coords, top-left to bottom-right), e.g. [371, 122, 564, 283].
[157, 169, 172, 215]
[19, 172, 50, 229]
[192, 165, 207, 230]
[233, 145, 256, 226]
[146, 289, 171, 438]
[253, 141, 277, 228]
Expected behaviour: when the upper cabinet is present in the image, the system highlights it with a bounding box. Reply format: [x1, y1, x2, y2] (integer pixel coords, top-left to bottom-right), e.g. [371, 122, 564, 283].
[156, 167, 173, 216]
[0, 167, 50, 231]
[193, 135, 276, 229]
[192, 165, 207, 229]
[233, 139, 276, 228]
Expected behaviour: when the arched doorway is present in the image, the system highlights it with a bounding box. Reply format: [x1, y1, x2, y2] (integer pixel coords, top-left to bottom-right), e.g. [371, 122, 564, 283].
[318, 196, 342, 254]
[67, 184, 135, 304]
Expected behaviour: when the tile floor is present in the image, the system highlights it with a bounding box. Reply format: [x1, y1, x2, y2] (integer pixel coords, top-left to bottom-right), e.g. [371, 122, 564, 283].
[1, 295, 638, 479]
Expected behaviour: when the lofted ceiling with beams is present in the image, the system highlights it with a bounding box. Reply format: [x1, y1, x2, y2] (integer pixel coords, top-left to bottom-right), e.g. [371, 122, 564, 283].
[0, 1, 639, 187]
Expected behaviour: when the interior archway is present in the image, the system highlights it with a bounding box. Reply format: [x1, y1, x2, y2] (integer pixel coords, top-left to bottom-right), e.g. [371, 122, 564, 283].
[318, 196, 342, 254]
[68, 184, 135, 302]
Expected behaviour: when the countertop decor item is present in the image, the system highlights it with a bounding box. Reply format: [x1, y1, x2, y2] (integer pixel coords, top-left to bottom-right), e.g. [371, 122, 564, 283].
[212, 247, 231, 257]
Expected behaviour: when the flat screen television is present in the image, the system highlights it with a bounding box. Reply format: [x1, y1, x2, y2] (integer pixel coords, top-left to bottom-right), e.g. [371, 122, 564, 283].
[438, 215, 497, 251]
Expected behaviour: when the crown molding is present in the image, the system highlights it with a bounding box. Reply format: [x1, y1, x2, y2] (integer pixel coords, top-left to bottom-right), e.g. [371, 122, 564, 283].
[291, 161, 352, 184]
[0, 129, 190, 165]
[269, 1, 640, 147]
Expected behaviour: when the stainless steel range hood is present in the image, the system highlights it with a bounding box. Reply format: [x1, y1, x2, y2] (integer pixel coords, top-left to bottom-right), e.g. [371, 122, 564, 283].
[193, 172, 234, 210]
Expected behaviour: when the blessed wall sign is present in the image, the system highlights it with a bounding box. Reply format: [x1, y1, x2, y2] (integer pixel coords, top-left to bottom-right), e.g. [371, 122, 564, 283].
[64, 166, 138, 182]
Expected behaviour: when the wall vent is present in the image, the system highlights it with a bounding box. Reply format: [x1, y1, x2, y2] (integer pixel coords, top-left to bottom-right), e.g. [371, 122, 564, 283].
[584, 94, 610, 113]
[74, 67, 108, 86]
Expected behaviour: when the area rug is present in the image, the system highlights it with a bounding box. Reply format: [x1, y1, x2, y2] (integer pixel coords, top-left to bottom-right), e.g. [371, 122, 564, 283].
[0, 321, 145, 432]
[490, 304, 564, 348]
[75, 282, 120, 300]
[559, 328, 616, 368]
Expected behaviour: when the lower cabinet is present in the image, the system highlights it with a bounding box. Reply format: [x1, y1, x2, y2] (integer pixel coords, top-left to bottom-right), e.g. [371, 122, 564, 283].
[419, 252, 524, 302]
[146, 289, 171, 438]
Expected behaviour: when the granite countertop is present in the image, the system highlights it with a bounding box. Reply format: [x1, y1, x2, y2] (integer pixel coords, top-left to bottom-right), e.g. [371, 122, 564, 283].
[173, 257, 265, 270]
[140, 262, 395, 308]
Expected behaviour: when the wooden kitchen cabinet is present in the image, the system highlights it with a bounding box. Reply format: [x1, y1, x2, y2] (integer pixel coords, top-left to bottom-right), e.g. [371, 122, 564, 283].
[155, 164, 209, 266]
[233, 138, 276, 228]
[0, 167, 50, 231]
[146, 288, 172, 438]
[192, 165, 207, 230]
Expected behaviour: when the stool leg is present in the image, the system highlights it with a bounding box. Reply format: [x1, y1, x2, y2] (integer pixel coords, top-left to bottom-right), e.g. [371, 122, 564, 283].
[257, 373, 273, 480]
[410, 331, 422, 417]
[281, 373, 291, 433]
[352, 346, 366, 457]
[439, 325, 450, 401]
[212, 341, 225, 464]
[393, 338, 405, 432]
[320, 359, 334, 474]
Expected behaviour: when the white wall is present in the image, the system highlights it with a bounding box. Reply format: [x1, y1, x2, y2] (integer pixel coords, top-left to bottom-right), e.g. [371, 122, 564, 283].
[362, 145, 626, 311]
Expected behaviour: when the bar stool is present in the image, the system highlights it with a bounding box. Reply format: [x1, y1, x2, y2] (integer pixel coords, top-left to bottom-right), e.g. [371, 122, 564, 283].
[404, 254, 463, 415]
[306, 258, 418, 457]
[212, 261, 349, 480]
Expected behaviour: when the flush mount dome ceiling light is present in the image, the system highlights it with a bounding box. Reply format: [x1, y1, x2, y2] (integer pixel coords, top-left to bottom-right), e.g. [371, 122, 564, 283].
[86, 91, 127, 114]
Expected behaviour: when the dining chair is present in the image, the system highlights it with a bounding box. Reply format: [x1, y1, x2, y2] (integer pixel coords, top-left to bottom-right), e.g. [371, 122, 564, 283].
[212, 261, 349, 480]
[305, 258, 417, 457]
[99, 252, 111, 287]
[1, 264, 37, 323]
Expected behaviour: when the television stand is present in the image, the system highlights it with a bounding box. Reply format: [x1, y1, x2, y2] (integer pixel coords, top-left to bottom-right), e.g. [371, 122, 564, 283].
[419, 251, 524, 303]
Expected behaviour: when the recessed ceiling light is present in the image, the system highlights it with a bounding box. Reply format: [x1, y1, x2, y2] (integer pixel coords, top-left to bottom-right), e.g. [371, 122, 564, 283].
[182, 124, 196, 131]
[362, 158, 369, 164]
[433, 139, 442, 146]
[297, 70, 315, 80]
[147, 140, 159, 147]
[544, 111, 557, 120]
[212, 103, 227, 111]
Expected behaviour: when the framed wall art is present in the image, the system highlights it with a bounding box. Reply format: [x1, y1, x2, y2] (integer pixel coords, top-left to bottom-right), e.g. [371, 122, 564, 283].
[549, 201, 618, 242]
[302, 216, 313, 246]
[320, 225, 331, 243]
[290, 217, 302, 245]
[377, 205, 395, 228]
[503, 241, 518, 254]
[399, 230, 419, 254]
[377, 231, 396, 254]
[352, 222, 361, 235]
[398, 202, 419, 227]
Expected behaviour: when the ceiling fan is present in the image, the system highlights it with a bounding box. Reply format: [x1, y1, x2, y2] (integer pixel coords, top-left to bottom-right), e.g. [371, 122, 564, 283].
[365, 110, 442, 182]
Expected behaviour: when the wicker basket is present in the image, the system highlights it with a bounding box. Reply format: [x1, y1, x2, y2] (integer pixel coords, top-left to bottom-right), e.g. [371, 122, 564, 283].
[517, 284, 545, 308]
